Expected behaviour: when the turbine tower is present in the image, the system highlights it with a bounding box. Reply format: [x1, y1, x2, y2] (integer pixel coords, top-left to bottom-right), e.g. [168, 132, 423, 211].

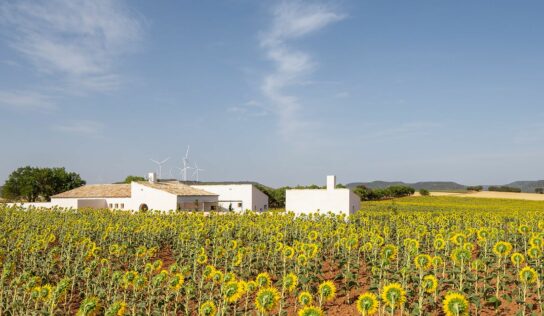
[192, 162, 205, 182]
[182, 145, 191, 181]
[150, 157, 170, 179]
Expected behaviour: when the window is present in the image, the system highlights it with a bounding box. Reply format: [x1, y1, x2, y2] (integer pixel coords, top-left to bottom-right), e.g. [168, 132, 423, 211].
[120, 203, 124, 209]
[237, 202, 242, 208]
[210, 205, 216, 211]
[109, 203, 113, 208]
[114, 203, 118, 209]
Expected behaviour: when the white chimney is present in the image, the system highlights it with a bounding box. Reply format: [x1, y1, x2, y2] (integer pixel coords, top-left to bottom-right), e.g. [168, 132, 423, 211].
[148, 172, 157, 183]
[327, 175, 336, 190]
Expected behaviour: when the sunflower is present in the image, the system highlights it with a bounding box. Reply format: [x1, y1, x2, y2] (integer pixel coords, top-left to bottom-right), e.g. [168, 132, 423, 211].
[298, 305, 324, 316]
[527, 246, 542, 260]
[298, 291, 313, 306]
[203, 265, 215, 280]
[529, 235, 543, 249]
[169, 273, 185, 291]
[477, 228, 489, 241]
[39, 284, 53, 301]
[380, 244, 398, 261]
[282, 272, 298, 292]
[431, 256, 443, 269]
[152, 259, 163, 272]
[211, 270, 223, 285]
[196, 253, 208, 265]
[422, 275, 438, 294]
[414, 254, 432, 271]
[433, 238, 446, 251]
[223, 281, 244, 303]
[122, 271, 138, 289]
[449, 233, 466, 246]
[105, 301, 127, 316]
[510, 252, 525, 266]
[255, 287, 280, 313]
[318, 281, 336, 303]
[283, 246, 295, 259]
[308, 230, 318, 241]
[255, 272, 271, 288]
[492, 241, 512, 258]
[381, 283, 406, 309]
[519, 266, 538, 284]
[246, 280, 258, 293]
[442, 292, 469, 316]
[450, 248, 471, 266]
[76, 296, 101, 316]
[199, 301, 217, 316]
[297, 254, 308, 267]
[356, 292, 379, 315]
[518, 224, 530, 235]
[223, 272, 236, 283]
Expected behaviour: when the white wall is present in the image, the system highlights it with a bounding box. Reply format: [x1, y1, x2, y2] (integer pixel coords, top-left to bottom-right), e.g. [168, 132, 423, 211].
[176, 195, 218, 211]
[286, 188, 360, 216]
[192, 184, 268, 212]
[130, 182, 177, 211]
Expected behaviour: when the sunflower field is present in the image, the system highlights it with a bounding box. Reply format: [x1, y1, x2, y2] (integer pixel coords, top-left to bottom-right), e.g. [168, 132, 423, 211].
[1, 196, 544, 315]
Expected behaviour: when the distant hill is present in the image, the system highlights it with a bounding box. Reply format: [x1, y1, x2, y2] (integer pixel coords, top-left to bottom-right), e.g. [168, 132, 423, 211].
[503, 180, 544, 193]
[346, 181, 466, 191]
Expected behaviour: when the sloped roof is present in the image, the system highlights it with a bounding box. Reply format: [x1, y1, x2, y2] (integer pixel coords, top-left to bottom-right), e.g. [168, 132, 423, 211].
[52, 184, 131, 198]
[136, 181, 217, 196]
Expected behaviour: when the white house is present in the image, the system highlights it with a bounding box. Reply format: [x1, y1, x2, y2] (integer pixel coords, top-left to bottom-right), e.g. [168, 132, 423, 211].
[285, 175, 360, 216]
[20, 174, 220, 211]
[191, 183, 269, 212]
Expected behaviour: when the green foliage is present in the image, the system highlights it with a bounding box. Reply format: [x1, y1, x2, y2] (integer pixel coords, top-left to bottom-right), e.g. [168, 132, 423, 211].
[1, 166, 85, 202]
[467, 185, 483, 191]
[419, 189, 430, 196]
[123, 175, 146, 183]
[488, 186, 522, 193]
[353, 185, 415, 201]
[535, 188, 544, 194]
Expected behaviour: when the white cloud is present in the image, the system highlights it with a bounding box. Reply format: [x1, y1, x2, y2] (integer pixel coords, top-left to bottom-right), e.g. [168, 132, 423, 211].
[228, 100, 269, 118]
[0, 0, 143, 92]
[0, 90, 56, 110]
[260, 1, 344, 136]
[52, 120, 104, 135]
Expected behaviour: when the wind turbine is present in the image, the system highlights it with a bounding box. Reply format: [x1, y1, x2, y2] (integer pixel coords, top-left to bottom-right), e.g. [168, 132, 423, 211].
[182, 145, 191, 181]
[150, 157, 170, 179]
[192, 162, 205, 182]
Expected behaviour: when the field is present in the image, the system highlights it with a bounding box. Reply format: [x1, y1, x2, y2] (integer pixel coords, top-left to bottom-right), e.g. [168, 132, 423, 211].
[413, 191, 544, 201]
[1, 197, 544, 316]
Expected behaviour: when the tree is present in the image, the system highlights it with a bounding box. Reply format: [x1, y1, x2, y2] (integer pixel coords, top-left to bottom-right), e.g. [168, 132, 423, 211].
[536, 188, 544, 194]
[1, 166, 85, 202]
[123, 175, 146, 183]
[419, 189, 430, 196]
[467, 186, 483, 192]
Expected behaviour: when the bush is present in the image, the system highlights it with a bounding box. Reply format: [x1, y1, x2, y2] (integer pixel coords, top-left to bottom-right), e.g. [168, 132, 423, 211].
[467, 186, 483, 192]
[419, 189, 430, 196]
[536, 188, 544, 194]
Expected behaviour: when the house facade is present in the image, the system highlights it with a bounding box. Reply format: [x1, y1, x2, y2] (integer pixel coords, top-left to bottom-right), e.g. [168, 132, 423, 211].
[285, 175, 360, 216]
[191, 183, 269, 212]
[38, 177, 219, 211]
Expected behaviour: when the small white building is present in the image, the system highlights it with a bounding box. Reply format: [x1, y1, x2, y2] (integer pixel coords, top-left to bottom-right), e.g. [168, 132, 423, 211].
[191, 183, 269, 212]
[285, 175, 360, 215]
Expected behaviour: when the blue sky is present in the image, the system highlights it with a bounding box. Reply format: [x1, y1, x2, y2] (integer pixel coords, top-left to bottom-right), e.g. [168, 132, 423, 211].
[1, 0, 543, 187]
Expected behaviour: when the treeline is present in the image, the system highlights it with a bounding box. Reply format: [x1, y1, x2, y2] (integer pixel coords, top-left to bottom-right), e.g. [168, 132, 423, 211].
[488, 186, 522, 193]
[1, 166, 85, 202]
[467, 186, 483, 191]
[353, 185, 415, 201]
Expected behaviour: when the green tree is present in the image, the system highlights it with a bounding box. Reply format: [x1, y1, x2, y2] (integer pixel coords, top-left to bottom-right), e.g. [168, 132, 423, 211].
[123, 175, 146, 183]
[1, 166, 85, 202]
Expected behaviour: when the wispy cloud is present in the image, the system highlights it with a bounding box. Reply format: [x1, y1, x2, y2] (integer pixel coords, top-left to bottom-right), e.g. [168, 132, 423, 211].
[228, 100, 269, 119]
[0, 90, 56, 110]
[260, 1, 344, 137]
[0, 0, 144, 93]
[52, 120, 104, 135]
